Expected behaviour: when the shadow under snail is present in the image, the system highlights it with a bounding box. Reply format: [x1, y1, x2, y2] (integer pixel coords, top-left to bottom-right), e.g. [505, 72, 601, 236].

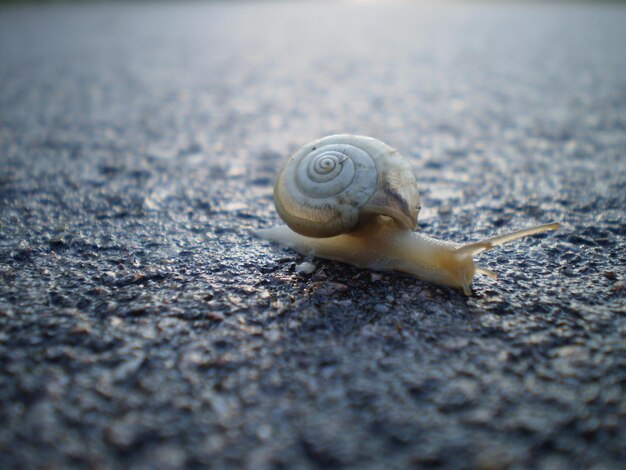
[258, 134, 560, 296]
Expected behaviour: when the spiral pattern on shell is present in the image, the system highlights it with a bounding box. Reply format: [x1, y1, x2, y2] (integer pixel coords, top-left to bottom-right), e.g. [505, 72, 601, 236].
[295, 145, 374, 198]
[273, 134, 420, 238]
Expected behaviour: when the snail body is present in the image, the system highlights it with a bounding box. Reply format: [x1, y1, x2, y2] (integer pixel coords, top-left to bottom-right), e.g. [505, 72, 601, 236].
[258, 135, 559, 295]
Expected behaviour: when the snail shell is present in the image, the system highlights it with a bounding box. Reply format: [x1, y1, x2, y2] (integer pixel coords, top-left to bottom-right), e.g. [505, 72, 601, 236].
[273, 134, 420, 238]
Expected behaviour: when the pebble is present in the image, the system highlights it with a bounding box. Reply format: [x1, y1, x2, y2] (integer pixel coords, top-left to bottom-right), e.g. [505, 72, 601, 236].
[374, 304, 390, 314]
[264, 329, 281, 342]
[295, 261, 316, 274]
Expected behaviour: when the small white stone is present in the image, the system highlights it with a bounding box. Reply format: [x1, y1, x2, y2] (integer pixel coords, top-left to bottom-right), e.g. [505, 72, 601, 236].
[374, 304, 389, 314]
[264, 329, 281, 342]
[257, 424, 272, 440]
[295, 261, 316, 274]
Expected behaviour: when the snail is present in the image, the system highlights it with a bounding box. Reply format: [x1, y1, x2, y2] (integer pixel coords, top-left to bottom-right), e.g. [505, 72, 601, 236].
[257, 134, 560, 296]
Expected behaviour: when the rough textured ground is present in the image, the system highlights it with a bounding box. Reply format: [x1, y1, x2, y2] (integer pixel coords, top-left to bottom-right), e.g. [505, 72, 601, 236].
[1, 1, 625, 469]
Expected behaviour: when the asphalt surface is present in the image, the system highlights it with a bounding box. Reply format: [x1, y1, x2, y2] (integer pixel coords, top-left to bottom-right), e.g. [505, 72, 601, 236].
[1, 1, 625, 469]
